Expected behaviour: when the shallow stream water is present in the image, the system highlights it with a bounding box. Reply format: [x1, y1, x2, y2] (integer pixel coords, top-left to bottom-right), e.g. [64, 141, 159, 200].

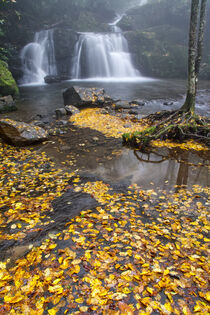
[9, 79, 210, 121]
[3, 78, 209, 190]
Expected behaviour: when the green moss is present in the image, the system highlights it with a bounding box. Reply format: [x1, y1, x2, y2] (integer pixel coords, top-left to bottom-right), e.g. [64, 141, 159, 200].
[0, 60, 19, 97]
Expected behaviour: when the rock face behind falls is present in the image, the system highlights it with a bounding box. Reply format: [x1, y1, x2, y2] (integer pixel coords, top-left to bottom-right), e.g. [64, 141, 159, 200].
[0, 119, 48, 146]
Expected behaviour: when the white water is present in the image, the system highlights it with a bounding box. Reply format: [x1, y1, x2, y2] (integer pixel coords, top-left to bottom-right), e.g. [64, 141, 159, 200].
[20, 30, 57, 85]
[71, 15, 142, 81]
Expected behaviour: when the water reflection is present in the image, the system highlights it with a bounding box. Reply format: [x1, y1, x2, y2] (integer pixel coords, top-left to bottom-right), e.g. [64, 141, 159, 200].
[2, 79, 209, 122]
[92, 148, 209, 190]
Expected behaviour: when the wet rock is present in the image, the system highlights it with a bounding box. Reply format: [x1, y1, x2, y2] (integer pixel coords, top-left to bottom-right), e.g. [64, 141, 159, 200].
[130, 99, 145, 106]
[101, 108, 110, 114]
[129, 109, 140, 115]
[0, 95, 17, 113]
[52, 190, 99, 224]
[93, 136, 99, 141]
[56, 120, 68, 126]
[44, 75, 62, 84]
[163, 101, 174, 106]
[65, 105, 80, 116]
[0, 119, 48, 145]
[63, 86, 111, 108]
[55, 108, 67, 119]
[115, 100, 131, 110]
[33, 120, 46, 128]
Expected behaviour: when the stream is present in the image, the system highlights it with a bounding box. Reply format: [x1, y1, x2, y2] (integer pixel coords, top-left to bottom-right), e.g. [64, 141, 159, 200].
[2, 79, 210, 191]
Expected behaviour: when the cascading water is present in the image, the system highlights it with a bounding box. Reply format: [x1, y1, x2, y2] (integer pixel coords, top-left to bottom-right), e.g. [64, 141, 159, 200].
[20, 29, 57, 85]
[71, 16, 141, 81]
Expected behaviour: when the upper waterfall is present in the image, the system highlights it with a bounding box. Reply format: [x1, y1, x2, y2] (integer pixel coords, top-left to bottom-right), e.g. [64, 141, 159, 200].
[20, 29, 57, 85]
[71, 15, 141, 81]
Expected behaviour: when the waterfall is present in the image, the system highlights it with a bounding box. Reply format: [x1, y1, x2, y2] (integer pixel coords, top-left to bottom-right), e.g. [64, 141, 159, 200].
[71, 16, 141, 81]
[20, 29, 57, 85]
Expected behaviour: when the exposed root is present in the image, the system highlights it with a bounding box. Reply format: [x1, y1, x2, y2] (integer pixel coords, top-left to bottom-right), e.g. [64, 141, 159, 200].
[123, 110, 210, 149]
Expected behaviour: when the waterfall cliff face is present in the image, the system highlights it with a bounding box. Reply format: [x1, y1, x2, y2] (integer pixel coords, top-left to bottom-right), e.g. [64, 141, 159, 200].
[71, 16, 141, 81]
[20, 30, 57, 85]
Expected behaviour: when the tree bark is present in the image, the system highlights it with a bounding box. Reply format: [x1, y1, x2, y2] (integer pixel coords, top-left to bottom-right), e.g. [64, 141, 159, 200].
[195, 0, 207, 78]
[181, 0, 200, 113]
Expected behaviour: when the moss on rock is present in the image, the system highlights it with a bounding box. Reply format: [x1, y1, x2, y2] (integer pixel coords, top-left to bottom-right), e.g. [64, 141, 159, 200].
[0, 60, 19, 97]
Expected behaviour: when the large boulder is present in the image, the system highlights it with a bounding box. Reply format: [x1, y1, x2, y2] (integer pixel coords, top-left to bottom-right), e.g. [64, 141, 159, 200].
[0, 119, 48, 145]
[0, 95, 17, 113]
[63, 86, 112, 108]
[0, 61, 19, 97]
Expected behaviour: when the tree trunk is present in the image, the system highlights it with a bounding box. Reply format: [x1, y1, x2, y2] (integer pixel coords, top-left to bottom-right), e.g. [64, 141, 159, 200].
[195, 0, 207, 78]
[181, 0, 200, 113]
[181, 0, 207, 113]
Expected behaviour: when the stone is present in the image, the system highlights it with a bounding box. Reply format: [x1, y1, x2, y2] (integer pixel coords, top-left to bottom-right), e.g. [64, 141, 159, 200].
[93, 137, 99, 141]
[101, 108, 109, 114]
[163, 101, 174, 106]
[130, 99, 145, 106]
[0, 119, 48, 145]
[115, 100, 131, 110]
[63, 86, 111, 108]
[55, 108, 67, 119]
[129, 109, 139, 115]
[44, 75, 62, 84]
[0, 95, 17, 113]
[0, 61, 19, 97]
[33, 121, 46, 128]
[65, 105, 80, 116]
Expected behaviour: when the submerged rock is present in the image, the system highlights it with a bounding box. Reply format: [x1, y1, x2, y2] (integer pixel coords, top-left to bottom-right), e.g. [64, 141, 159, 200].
[0, 95, 17, 113]
[63, 86, 111, 108]
[163, 101, 174, 106]
[0, 119, 48, 145]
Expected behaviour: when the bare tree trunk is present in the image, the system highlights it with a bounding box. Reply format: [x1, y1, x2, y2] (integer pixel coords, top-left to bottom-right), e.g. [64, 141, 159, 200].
[195, 0, 207, 79]
[181, 0, 207, 113]
[181, 0, 200, 113]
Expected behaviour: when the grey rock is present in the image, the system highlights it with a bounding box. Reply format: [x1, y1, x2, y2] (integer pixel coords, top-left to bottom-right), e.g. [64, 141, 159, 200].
[33, 121, 46, 128]
[65, 105, 80, 116]
[130, 99, 145, 106]
[63, 86, 111, 108]
[55, 108, 67, 119]
[163, 101, 174, 106]
[44, 75, 61, 84]
[101, 108, 109, 114]
[129, 109, 139, 115]
[0, 95, 17, 113]
[0, 119, 48, 145]
[115, 100, 131, 110]
[93, 137, 99, 141]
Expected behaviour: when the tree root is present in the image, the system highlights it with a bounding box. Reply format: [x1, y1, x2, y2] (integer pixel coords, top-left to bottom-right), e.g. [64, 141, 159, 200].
[123, 110, 210, 149]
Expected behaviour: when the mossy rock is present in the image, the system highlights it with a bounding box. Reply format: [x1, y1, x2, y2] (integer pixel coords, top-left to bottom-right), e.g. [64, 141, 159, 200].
[0, 60, 19, 97]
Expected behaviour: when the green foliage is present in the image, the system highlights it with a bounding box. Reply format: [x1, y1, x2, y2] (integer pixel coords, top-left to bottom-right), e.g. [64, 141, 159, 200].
[0, 60, 19, 97]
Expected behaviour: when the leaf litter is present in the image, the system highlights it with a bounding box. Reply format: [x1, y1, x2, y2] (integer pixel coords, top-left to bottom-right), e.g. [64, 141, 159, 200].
[0, 109, 209, 314]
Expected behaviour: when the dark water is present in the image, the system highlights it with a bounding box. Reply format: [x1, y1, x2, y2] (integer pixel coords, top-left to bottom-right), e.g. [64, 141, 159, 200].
[2, 78, 210, 190]
[6, 78, 210, 121]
